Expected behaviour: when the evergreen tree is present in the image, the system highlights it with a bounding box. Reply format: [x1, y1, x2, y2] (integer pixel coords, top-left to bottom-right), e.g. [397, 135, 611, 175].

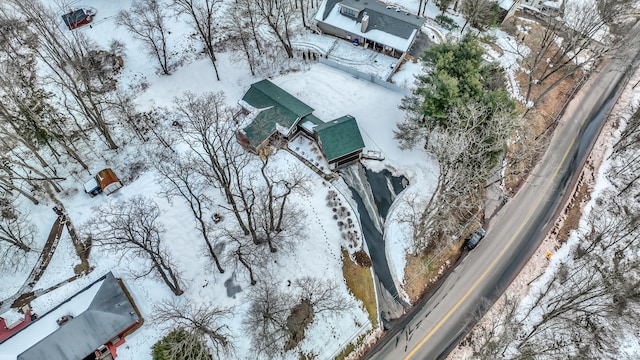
[396, 34, 516, 150]
[152, 329, 213, 360]
[396, 34, 518, 249]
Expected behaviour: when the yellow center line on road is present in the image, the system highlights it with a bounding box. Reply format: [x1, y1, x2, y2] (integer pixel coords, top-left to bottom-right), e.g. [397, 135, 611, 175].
[404, 131, 579, 360]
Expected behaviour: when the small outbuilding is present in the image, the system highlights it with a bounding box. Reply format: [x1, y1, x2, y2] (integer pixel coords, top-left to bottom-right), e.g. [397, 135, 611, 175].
[84, 168, 123, 196]
[61, 8, 96, 30]
[315, 116, 365, 169]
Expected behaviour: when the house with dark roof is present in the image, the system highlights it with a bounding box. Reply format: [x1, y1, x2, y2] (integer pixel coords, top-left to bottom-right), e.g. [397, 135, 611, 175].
[315, 0, 425, 59]
[237, 80, 365, 170]
[314, 116, 365, 169]
[236, 79, 314, 152]
[62, 8, 96, 30]
[1, 272, 141, 360]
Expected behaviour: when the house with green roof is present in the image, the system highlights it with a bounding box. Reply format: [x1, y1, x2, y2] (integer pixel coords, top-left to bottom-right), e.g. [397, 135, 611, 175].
[314, 115, 365, 169]
[236, 79, 314, 151]
[237, 80, 365, 170]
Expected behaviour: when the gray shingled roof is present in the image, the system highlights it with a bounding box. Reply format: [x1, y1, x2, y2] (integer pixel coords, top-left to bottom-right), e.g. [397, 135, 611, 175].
[17, 273, 139, 360]
[321, 0, 425, 39]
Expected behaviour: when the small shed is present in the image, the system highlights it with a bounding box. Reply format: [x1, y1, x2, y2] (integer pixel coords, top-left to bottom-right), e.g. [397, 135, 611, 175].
[84, 168, 123, 196]
[61, 8, 95, 30]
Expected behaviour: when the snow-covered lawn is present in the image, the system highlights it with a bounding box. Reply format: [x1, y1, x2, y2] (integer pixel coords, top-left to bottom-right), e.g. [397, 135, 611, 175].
[288, 133, 332, 175]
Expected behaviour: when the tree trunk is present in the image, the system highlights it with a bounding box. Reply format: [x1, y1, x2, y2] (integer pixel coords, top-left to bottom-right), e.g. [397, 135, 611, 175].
[153, 258, 184, 296]
[237, 249, 257, 285]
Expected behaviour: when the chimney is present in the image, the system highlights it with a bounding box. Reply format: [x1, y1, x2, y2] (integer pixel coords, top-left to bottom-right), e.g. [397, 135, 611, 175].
[361, 13, 369, 33]
[56, 315, 73, 326]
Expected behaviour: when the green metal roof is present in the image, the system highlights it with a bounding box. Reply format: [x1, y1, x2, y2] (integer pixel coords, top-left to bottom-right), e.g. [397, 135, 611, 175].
[316, 115, 365, 161]
[241, 80, 314, 147]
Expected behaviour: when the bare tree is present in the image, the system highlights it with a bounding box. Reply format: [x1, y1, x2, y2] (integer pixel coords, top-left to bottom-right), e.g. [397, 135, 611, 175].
[172, 0, 222, 80]
[243, 279, 292, 357]
[154, 299, 233, 357]
[294, 276, 349, 314]
[172, 92, 309, 285]
[610, 106, 640, 195]
[518, 0, 628, 107]
[599, 0, 639, 36]
[117, 0, 172, 74]
[112, 89, 177, 150]
[7, 0, 119, 149]
[395, 194, 428, 254]
[155, 152, 225, 273]
[235, 0, 264, 56]
[255, 0, 296, 58]
[250, 155, 309, 252]
[225, 3, 259, 76]
[0, 13, 61, 166]
[222, 229, 260, 285]
[460, 0, 496, 33]
[243, 276, 347, 356]
[413, 102, 517, 250]
[434, 0, 454, 14]
[483, 109, 550, 193]
[0, 138, 65, 204]
[82, 196, 184, 295]
[418, 0, 427, 16]
[0, 196, 36, 269]
[294, 0, 315, 28]
[173, 92, 307, 250]
[471, 195, 640, 359]
[172, 92, 254, 237]
[0, 6, 88, 194]
[468, 295, 521, 359]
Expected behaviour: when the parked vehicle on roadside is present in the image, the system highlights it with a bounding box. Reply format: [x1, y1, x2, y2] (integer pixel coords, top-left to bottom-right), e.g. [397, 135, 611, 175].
[465, 228, 486, 250]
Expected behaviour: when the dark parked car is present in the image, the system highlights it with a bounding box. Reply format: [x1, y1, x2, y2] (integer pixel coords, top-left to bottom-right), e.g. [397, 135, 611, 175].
[465, 228, 486, 250]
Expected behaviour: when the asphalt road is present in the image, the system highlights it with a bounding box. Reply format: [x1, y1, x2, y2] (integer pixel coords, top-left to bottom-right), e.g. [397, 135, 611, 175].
[367, 21, 640, 360]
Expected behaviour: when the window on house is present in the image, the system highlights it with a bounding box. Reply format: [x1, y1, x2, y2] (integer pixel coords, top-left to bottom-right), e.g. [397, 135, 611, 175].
[340, 6, 356, 17]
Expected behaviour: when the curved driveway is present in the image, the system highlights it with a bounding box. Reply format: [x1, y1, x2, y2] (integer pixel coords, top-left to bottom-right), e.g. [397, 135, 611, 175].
[367, 21, 640, 360]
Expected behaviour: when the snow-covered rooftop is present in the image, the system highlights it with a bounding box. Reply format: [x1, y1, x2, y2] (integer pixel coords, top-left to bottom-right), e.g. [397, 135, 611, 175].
[315, 0, 422, 52]
[0, 279, 105, 359]
[498, 0, 516, 10]
[1, 273, 139, 360]
[543, 0, 562, 9]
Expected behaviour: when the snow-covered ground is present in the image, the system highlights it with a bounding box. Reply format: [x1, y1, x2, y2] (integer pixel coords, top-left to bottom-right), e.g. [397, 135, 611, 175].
[0, 0, 539, 358]
[289, 133, 333, 174]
